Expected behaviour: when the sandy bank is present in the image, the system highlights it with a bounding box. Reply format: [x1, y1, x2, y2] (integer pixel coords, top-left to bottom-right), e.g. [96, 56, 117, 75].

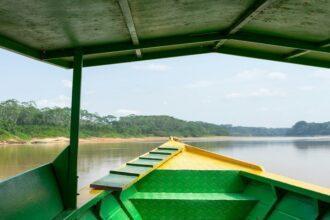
[0, 137, 169, 145]
[1, 135, 330, 145]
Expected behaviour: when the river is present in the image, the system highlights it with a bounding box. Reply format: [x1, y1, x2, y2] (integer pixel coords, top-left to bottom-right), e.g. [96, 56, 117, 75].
[0, 137, 329, 188]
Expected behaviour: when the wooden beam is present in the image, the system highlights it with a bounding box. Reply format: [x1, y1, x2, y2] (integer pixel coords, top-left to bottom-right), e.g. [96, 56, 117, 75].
[0, 34, 40, 59]
[0, 34, 70, 68]
[230, 33, 329, 54]
[44, 33, 224, 59]
[218, 47, 330, 69]
[118, 0, 142, 58]
[82, 45, 330, 69]
[286, 50, 310, 59]
[320, 40, 330, 48]
[83, 47, 211, 67]
[286, 39, 330, 59]
[214, 0, 279, 49]
[43, 33, 329, 60]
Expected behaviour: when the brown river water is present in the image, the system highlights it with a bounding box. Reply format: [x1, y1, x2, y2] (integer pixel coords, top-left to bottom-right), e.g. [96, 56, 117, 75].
[0, 137, 329, 188]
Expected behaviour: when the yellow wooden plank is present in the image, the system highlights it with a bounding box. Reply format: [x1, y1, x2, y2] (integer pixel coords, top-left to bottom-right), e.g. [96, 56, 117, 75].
[77, 138, 329, 207]
[77, 186, 105, 208]
[158, 140, 330, 196]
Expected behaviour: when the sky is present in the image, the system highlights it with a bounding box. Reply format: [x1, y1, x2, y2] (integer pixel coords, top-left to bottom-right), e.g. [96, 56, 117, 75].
[0, 48, 329, 128]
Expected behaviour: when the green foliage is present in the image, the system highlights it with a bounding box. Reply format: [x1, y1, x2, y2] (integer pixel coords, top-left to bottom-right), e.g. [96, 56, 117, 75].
[1, 100, 328, 141]
[287, 121, 330, 136]
[0, 128, 15, 140]
[112, 115, 229, 137]
[0, 100, 229, 140]
[226, 126, 288, 136]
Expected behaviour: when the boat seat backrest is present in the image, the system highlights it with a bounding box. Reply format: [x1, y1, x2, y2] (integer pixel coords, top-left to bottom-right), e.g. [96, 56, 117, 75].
[0, 164, 64, 220]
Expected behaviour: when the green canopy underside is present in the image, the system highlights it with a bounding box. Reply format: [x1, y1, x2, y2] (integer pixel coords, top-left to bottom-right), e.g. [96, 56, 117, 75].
[0, 0, 329, 69]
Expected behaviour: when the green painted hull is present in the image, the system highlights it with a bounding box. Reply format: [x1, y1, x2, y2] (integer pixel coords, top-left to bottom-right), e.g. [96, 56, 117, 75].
[1, 0, 329, 218]
[1, 144, 329, 219]
[74, 170, 330, 220]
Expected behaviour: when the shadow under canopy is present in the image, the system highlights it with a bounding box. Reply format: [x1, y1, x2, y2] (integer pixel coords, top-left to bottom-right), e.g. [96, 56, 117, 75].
[0, 0, 329, 219]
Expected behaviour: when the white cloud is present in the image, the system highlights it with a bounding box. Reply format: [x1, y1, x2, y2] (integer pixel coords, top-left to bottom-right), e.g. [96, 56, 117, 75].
[132, 63, 169, 72]
[310, 69, 330, 80]
[225, 92, 243, 98]
[61, 79, 72, 88]
[267, 72, 287, 80]
[298, 85, 315, 91]
[236, 69, 287, 80]
[251, 88, 286, 97]
[202, 96, 214, 104]
[115, 109, 140, 116]
[185, 80, 216, 89]
[225, 88, 286, 99]
[85, 90, 95, 95]
[258, 107, 269, 112]
[36, 95, 70, 108]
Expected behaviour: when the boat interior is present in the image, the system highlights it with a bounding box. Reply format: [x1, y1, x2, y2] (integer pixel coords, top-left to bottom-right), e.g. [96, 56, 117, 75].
[0, 0, 329, 219]
[1, 139, 329, 219]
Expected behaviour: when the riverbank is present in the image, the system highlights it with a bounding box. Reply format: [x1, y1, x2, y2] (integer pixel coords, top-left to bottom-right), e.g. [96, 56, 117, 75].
[0, 137, 169, 145]
[2, 135, 330, 145]
[1, 137, 330, 188]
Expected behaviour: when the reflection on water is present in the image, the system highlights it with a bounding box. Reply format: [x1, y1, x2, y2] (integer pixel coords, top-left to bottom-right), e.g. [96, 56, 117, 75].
[0, 138, 329, 188]
[77, 142, 157, 187]
[187, 139, 330, 188]
[0, 142, 158, 188]
[0, 144, 64, 179]
[293, 140, 330, 149]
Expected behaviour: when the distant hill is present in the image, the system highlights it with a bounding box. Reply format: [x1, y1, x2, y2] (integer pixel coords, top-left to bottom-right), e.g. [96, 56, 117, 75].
[112, 115, 229, 137]
[1, 99, 329, 141]
[225, 125, 288, 137]
[0, 100, 229, 140]
[286, 121, 330, 136]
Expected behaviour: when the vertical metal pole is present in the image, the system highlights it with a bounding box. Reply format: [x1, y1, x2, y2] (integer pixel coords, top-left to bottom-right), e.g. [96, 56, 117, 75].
[68, 50, 83, 208]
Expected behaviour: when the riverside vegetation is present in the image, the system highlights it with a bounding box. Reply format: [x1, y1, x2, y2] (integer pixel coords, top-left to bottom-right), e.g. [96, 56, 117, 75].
[0, 100, 329, 141]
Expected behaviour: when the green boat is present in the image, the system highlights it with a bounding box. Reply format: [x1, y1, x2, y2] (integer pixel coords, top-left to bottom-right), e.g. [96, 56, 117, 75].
[0, 0, 329, 219]
[1, 138, 330, 219]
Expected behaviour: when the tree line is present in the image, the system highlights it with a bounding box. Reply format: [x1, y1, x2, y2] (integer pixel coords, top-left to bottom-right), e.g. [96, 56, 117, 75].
[0, 99, 229, 140]
[0, 100, 329, 141]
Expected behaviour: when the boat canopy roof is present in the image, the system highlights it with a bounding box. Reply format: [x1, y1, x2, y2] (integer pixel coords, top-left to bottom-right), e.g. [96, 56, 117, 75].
[0, 0, 329, 69]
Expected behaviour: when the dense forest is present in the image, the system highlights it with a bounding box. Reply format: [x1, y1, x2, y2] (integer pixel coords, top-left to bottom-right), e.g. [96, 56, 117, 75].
[226, 126, 288, 137]
[287, 121, 330, 136]
[0, 100, 229, 140]
[0, 100, 329, 141]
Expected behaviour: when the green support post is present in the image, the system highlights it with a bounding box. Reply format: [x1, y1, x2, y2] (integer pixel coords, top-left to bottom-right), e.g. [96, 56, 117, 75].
[67, 50, 83, 208]
[51, 50, 84, 210]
